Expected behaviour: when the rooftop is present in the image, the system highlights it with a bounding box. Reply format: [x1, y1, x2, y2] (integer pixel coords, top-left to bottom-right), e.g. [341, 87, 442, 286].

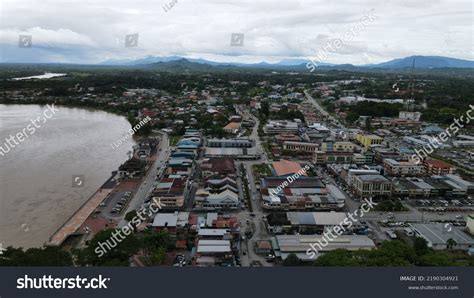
[272, 159, 306, 176]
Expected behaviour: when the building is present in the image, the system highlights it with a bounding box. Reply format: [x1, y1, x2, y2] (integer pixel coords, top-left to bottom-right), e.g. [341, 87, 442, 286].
[321, 141, 356, 153]
[283, 141, 319, 153]
[272, 159, 307, 177]
[352, 174, 391, 198]
[264, 120, 299, 134]
[392, 176, 470, 199]
[152, 176, 189, 209]
[118, 157, 147, 179]
[383, 159, 424, 177]
[254, 240, 273, 255]
[207, 138, 255, 148]
[152, 211, 189, 233]
[201, 158, 236, 178]
[356, 134, 383, 149]
[204, 147, 260, 160]
[313, 151, 354, 164]
[399, 111, 421, 121]
[223, 122, 241, 134]
[266, 212, 351, 234]
[424, 159, 455, 175]
[272, 235, 375, 261]
[410, 223, 474, 251]
[194, 189, 240, 211]
[260, 177, 345, 211]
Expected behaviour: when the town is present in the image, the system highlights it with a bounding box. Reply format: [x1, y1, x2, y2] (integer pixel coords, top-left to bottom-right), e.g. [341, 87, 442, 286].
[1, 64, 474, 267]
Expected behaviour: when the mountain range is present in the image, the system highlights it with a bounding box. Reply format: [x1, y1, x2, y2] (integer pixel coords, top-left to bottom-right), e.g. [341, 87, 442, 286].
[101, 55, 474, 69]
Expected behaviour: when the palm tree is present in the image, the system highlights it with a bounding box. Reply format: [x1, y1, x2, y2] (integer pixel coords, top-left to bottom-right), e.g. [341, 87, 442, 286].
[446, 238, 457, 250]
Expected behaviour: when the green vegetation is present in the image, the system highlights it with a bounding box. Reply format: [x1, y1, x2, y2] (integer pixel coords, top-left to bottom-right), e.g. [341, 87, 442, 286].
[240, 164, 253, 212]
[283, 238, 474, 267]
[169, 134, 181, 146]
[0, 246, 73, 266]
[345, 102, 403, 123]
[374, 200, 409, 212]
[252, 164, 272, 179]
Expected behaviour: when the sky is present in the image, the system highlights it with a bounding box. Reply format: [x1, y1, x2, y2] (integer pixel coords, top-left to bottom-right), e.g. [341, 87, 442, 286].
[0, 0, 472, 64]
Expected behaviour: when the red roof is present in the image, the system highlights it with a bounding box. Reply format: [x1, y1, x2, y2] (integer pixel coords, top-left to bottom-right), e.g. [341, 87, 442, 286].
[425, 159, 453, 168]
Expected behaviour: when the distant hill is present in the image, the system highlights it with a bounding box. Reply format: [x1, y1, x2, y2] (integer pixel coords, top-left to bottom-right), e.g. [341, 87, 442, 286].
[365, 55, 474, 69]
[101, 55, 473, 70]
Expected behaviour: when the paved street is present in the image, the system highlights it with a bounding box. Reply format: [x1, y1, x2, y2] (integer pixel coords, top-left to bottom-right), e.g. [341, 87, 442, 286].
[118, 132, 169, 227]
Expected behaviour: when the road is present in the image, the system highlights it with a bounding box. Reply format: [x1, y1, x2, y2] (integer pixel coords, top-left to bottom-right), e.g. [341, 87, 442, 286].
[235, 105, 273, 266]
[117, 132, 170, 227]
[304, 90, 345, 129]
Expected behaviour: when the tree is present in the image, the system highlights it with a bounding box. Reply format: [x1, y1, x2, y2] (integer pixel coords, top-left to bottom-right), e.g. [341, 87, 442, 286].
[260, 101, 269, 118]
[0, 246, 73, 266]
[365, 117, 372, 132]
[76, 229, 140, 266]
[146, 247, 166, 266]
[413, 237, 429, 256]
[446, 238, 457, 250]
[125, 210, 138, 231]
[282, 253, 304, 266]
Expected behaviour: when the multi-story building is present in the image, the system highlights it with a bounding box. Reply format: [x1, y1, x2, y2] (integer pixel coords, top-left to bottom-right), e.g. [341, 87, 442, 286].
[356, 134, 383, 149]
[424, 159, 455, 175]
[313, 151, 354, 164]
[283, 141, 319, 153]
[321, 141, 356, 152]
[264, 120, 300, 134]
[383, 159, 424, 177]
[352, 174, 391, 198]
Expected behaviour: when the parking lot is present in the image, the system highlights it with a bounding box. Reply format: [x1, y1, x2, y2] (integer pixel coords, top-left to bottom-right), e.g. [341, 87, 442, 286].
[96, 190, 134, 218]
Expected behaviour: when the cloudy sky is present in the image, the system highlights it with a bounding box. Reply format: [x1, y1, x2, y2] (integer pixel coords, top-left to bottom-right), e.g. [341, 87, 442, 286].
[0, 0, 472, 64]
